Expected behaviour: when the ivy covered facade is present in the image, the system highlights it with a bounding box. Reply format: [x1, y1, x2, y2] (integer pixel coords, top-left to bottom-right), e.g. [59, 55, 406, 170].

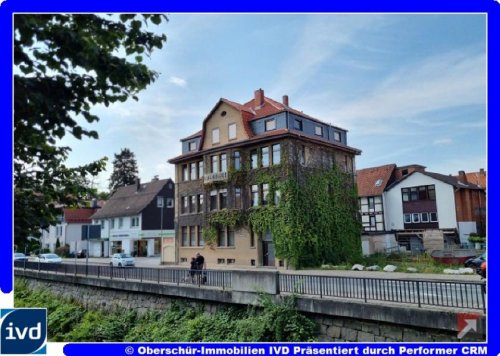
[167, 89, 362, 268]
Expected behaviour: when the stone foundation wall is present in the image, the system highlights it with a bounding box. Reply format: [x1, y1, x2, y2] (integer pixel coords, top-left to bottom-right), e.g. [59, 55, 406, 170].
[312, 315, 464, 342]
[18, 277, 483, 342]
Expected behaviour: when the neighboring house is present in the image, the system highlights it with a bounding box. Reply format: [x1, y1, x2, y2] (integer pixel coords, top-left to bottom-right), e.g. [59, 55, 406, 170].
[168, 88, 361, 268]
[357, 164, 486, 255]
[90, 178, 175, 258]
[64, 207, 101, 255]
[39, 215, 64, 253]
[455, 169, 487, 237]
[38, 200, 104, 254]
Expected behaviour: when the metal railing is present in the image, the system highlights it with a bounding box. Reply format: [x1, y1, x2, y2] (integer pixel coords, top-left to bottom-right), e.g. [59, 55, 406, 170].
[279, 274, 486, 312]
[15, 261, 486, 312]
[14, 261, 231, 290]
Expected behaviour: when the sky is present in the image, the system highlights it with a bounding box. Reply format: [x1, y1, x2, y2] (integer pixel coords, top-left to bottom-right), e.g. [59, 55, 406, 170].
[59, 14, 487, 191]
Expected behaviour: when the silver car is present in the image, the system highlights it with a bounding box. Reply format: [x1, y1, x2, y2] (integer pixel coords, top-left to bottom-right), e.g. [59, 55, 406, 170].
[110, 253, 135, 267]
[34, 253, 63, 263]
[14, 252, 29, 261]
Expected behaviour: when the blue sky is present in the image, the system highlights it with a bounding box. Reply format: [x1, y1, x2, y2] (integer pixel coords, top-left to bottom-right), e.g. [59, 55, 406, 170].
[60, 14, 487, 191]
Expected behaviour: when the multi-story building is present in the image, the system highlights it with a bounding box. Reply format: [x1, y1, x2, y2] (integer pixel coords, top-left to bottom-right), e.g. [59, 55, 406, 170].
[167, 89, 361, 268]
[357, 164, 486, 255]
[91, 177, 175, 258]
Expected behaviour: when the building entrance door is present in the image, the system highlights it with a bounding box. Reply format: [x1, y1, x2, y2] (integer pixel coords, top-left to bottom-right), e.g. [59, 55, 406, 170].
[262, 241, 275, 266]
[133, 240, 148, 257]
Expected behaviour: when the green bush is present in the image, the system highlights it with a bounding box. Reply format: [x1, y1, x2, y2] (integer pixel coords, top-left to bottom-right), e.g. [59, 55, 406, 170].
[15, 280, 318, 342]
[468, 235, 486, 243]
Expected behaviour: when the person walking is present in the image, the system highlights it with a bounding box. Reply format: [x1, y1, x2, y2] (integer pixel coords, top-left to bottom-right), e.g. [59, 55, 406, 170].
[195, 252, 206, 284]
[189, 257, 197, 283]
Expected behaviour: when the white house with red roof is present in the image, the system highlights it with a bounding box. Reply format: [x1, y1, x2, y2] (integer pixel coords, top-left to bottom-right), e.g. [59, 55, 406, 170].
[357, 164, 485, 255]
[38, 202, 103, 255]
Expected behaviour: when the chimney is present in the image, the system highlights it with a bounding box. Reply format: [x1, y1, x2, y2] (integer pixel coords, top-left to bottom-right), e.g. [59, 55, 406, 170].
[152, 175, 159, 181]
[91, 198, 97, 208]
[254, 89, 264, 108]
[458, 170, 466, 177]
[282, 95, 289, 106]
[136, 178, 141, 191]
[480, 168, 485, 175]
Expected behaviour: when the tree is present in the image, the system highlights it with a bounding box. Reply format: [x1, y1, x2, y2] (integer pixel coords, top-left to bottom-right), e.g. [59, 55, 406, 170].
[108, 148, 139, 193]
[14, 14, 167, 245]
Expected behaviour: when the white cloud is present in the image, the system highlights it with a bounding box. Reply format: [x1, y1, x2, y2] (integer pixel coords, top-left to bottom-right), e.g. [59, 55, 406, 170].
[433, 138, 453, 145]
[168, 76, 187, 87]
[271, 15, 385, 97]
[328, 49, 486, 134]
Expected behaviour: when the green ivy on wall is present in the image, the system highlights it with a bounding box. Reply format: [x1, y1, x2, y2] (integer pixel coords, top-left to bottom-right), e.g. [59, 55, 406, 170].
[201, 147, 361, 268]
[248, 166, 362, 268]
[204, 209, 246, 246]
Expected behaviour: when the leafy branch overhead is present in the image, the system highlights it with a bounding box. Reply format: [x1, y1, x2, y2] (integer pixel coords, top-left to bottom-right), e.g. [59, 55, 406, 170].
[14, 14, 167, 244]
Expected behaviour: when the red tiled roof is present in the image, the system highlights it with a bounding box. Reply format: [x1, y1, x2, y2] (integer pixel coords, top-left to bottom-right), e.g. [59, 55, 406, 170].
[64, 208, 99, 224]
[456, 171, 487, 189]
[176, 89, 355, 161]
[356, 164, 396, 197]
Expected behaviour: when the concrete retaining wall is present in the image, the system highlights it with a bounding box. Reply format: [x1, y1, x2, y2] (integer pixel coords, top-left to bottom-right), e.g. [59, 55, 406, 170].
[15, 270, 485, 342]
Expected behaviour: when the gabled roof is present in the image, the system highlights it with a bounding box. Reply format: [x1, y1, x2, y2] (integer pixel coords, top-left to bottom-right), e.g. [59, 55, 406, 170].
[91, 178, 172, 219]
[177, 89, 352, 160]
[423, 171, 483, 190]
[63, 208, 99, 224]
[455, 171, 487, 190]
[386, 170, 484, 191]
[356, 164, 396, 197]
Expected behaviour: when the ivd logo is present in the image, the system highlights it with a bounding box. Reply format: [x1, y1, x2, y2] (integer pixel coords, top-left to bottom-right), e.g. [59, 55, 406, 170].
[0, 309, 46, 354]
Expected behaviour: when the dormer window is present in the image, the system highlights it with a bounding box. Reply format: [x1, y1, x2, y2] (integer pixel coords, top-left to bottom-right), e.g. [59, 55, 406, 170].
[265, 119, 276, 131]
[212, 128, 220, 144]
[189, 141, 197, 151]
[294, 119, 303, 131]
[315, 126, 323, 136]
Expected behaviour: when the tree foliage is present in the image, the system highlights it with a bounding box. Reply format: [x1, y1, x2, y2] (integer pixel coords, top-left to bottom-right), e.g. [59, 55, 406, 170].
[14, 14, 167, 244]
[108, 148, 139, 193]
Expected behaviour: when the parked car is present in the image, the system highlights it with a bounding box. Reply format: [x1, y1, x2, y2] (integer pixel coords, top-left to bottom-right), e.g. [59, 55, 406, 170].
[77, 249, 88, 258]
[110, 253, 135, 267]
[464, 252, 486, 269]
[34, 253, 63, 264]
[14, 252, 29, 262]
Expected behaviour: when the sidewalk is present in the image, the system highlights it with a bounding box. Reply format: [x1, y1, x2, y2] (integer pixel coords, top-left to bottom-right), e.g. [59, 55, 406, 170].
[64, 257, 482, 281]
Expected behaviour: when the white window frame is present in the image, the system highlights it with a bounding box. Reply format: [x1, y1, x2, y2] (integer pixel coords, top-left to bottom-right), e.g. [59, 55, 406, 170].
[166, 198, 174, 208]
[412, 213, 420, 223]
[403, 214, 411, 223]
[228, 123, 237, 140]
[265, 119, 276, 131]
[189, 141, 197, 151]
[334, 131, 341, 142]
[315, 125, 323, 136]
[212, 128, 220, 144]
[131, 216, 140, 228]
[421, 212, 429, 222]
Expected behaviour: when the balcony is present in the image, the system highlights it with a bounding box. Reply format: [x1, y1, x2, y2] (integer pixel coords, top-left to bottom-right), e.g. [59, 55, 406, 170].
[204, 171, 228, 183]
